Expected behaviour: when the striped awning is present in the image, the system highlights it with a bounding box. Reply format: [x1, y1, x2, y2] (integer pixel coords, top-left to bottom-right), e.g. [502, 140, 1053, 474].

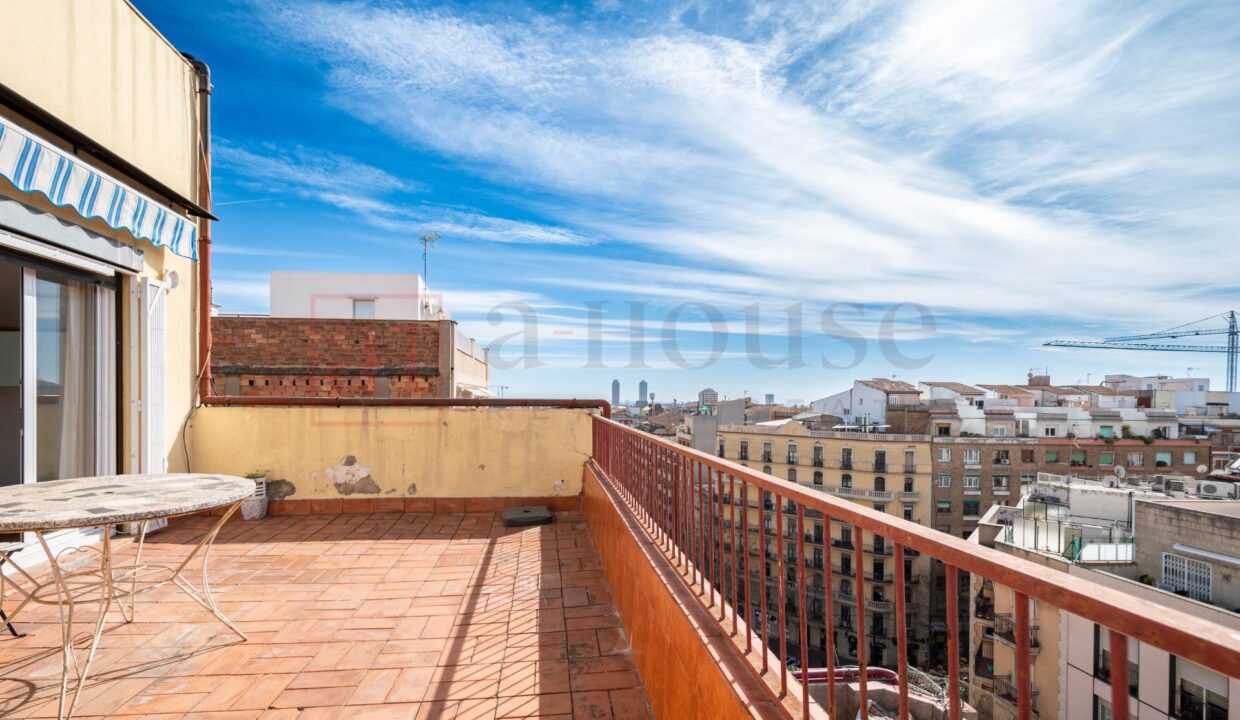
[0, 115, 197, 260]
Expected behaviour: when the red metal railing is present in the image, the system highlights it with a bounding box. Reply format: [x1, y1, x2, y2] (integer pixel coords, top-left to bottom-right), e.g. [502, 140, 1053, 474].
[591, 415, 1240, 719]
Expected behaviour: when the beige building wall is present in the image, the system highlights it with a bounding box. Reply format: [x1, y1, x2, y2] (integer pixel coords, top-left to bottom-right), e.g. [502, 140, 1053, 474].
[0, 0, 204, 477]
[190, 406, 594, 500]
[0, 0, 201, 199]
[717, 422, 933, 667]
[973, 543, 1065, 720]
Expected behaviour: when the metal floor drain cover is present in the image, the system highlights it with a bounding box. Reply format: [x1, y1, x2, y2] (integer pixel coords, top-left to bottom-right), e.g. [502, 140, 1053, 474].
[502, 505, 554, 527]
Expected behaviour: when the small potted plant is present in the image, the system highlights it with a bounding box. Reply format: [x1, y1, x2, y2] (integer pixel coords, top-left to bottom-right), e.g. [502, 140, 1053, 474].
[241, 470, 269, 520]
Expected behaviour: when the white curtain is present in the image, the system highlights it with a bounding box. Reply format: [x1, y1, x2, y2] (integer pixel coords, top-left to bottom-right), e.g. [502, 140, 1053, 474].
[50, 279, 95, 479]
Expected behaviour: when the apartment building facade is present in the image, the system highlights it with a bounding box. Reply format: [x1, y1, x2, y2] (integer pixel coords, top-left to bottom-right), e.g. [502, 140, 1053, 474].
[969, 486, 1240, 720]
[714, 420, 934, 668]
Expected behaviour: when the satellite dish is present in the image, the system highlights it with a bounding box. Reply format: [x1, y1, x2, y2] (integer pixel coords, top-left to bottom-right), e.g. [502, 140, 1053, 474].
[1114, 466, 1127, 478]
[1197, 465, 1209, 475]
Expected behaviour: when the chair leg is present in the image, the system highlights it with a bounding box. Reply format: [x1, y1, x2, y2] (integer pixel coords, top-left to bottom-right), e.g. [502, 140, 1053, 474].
[0, 555, 24, 638]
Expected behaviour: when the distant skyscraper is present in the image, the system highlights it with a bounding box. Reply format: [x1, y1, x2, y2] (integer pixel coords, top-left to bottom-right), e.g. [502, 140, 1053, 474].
[611, 379, 620, 407]
[698, 387, 719, 405]
[765, 393, 775, 404]
[638, 380, 649, 407]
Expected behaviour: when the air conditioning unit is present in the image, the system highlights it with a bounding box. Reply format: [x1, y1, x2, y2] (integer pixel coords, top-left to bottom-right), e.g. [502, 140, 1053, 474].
[1197, 480, 1237, 499]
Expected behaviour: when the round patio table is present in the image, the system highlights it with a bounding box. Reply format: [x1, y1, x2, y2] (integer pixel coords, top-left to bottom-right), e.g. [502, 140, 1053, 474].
[0, 473, 254, 720]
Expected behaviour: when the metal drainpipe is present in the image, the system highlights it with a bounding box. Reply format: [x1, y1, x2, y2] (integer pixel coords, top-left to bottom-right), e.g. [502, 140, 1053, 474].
[184, 53, 213, 402]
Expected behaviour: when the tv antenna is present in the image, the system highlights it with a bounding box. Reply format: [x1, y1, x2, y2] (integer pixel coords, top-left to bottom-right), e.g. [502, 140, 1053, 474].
[419, 231, 440, 281]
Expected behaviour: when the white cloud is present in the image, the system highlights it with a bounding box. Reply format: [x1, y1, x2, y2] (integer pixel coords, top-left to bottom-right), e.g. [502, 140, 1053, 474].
[216, 141, 589, 245]
[252, 0, 1240, 334]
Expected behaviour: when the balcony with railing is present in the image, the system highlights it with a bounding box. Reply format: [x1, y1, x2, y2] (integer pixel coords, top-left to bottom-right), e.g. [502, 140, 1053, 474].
[834, 592, 894, 612]
[993, 674, 1039, 717]
[589, 415, 1240, 720]
[994, 613, 1040, 652]
[823, 485, 892, 501]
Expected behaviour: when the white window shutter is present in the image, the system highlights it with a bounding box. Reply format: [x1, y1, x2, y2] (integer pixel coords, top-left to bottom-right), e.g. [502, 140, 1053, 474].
[139, 278, 167, 474]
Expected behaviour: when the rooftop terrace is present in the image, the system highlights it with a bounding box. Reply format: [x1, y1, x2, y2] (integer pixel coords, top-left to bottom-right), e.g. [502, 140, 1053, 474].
[0, 511, 650, 719]
[0, 405, 1237, 720]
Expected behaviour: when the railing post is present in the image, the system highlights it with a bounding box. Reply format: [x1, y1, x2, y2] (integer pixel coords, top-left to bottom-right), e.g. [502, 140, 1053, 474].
[1110, 631, 1129, 720]
[796, 504, 808, 719]
[742, 481, 752, 655]
[759, 487, 769, 675]
[895, 543, 909, 719]
[854, 524, 868, 714]
[946, 563, 960, 720]
[1015, 591, 1032, 720]
[776, 492, 787, 697]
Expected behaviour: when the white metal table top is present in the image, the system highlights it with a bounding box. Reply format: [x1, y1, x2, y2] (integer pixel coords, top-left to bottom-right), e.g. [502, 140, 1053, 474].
[0, 474, 253, 532]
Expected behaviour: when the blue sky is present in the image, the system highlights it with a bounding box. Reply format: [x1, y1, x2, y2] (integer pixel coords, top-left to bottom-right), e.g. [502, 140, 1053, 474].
[137, 0, 1240, 402]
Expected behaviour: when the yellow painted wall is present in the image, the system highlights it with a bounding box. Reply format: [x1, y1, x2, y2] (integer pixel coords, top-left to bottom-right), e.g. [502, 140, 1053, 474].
[0, 0, 200, 199]
[453, 348, 489, 397]
[188, 406, 595, 499]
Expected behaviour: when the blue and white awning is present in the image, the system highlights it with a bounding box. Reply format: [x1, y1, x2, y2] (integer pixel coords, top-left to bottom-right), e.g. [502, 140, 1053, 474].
[0, 115, 197, 260]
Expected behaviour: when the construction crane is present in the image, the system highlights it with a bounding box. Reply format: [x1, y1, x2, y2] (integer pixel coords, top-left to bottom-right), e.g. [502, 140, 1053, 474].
[1043, 310, 1239, 392]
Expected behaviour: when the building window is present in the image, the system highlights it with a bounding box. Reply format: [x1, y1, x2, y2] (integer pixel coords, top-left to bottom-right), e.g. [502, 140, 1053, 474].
[1020, 449, 1035, 463]
[1163, 552, 1212, 602]
[1127, 452, 1144, 467]
[903, 477, 914, 492]
[963, 449, 980, 466]
[873, 450, 887, 472]
[1184, 451, 1197, 465]
[1045, 427, 1058, 437]
[1070, 450, 1086, 466]
[993, 449, 1010, 466]
[813, 471, 823, 486]
[1176, 678, 1228, 720]
[1094, 627, 1139, 699]
[1099, 425, 1115, 438]
[874, 503, 886, 514]
[788, 468, 798, 483]
[1046, 450, 1060, 463]
[787, 443, 799, 465]
[874, 476, 886, 492]
[993, 425, 1007, 437]
[717, 438, 725, 457]
[992, 475, 1009, 492]
[936, 425, 951, 436]
[739, 440, 749, 461]
[963, 474, 980, 490]
[762, 442, 773, 463]
[841, 473, 853, 489]
[812, 444, 824, 467]
[841, 447, 853, 469]
[352, 298, 376, 319]
[963, 500, 980, 517]
[937, 474, 951, 488]
[937, 447, 951, 462]
[902, 504, 914, 522]
[1156, 451, 1172, 467]
[937, 500, 951, 514]
[1099, 452, 1115, 466]
[763, 465, 772, 475]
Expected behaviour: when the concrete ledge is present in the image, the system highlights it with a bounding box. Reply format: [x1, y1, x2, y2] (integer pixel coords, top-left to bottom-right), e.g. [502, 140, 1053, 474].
[582, 461, 811, 719]
[266, 495, 581, 516]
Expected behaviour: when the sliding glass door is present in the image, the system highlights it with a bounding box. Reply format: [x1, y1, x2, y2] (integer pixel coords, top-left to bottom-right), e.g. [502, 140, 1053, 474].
[0, 250, 116, 500]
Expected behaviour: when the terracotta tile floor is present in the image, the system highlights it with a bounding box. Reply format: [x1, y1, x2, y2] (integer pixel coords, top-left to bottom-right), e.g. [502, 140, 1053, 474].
[0, 511, 652, 719]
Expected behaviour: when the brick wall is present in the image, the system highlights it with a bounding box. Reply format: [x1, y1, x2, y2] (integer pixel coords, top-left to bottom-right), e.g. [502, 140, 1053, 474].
[212, 316, 444, 398]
